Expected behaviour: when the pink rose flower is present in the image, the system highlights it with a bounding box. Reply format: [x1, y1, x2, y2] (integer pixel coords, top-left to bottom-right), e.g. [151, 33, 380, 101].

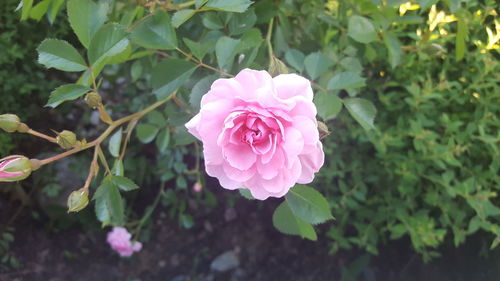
[186, 69, 324, 200]
[106, 227, 142, 257]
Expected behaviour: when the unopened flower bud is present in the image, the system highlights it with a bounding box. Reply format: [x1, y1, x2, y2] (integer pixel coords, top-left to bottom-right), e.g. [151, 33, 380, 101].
[0, 155, 32, 182]
[193, 182, 203, 193]
[0, 114, 21, 133]
[318, 121, 331, 140]
[268, 56, 289, 77]
[67, 188, 89, 213]
[56, 130, 77, 149]
[85, 92, 102, 109]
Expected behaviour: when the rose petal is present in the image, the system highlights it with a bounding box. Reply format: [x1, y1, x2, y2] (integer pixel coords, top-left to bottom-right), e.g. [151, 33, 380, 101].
[273, 73, 313, 101]
[256, 148, 284, 180]
[280, 127, 304, 167]
[206, 165, 241, 190]
[297, 142, 325, 184]
[223, 163, 256, 182]
[222, 143, 257, 170]
[293, 115, 319, 145]
[234, 69, 274, 101]
[185, 113, 202, 140]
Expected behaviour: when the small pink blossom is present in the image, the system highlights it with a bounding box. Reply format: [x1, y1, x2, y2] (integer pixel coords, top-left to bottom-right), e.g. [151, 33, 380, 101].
[186, 69, 324, 200]
[106, 227, 142, 257]
[193, 182, 203, 193]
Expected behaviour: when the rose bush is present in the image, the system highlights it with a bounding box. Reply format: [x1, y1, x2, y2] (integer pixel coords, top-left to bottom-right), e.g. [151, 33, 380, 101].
[186, 69, 324, 200]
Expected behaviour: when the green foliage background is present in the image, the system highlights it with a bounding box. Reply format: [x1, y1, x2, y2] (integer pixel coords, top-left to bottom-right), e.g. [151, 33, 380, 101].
[1, 0, 499, 263]
[0, 0, 71, 154]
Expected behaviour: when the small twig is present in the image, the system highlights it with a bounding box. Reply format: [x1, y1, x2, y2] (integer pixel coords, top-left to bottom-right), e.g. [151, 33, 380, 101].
[119, 119, 138, 161]
[97, 145, 112, 176]
[266, 17, 275, 61]
[312, 81, 328, 93]
[38, 95, 173, 167]
[173, 48, 233, 77]
[82, 146, 100, 191]
[26, 129, 57, 143]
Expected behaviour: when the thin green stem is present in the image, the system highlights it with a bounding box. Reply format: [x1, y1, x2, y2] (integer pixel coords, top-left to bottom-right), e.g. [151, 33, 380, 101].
[266, 17, 275, 61]
[177, 0, 195, 9]
[82, 147, 100, 191]
[173, 48, 233, 77]
[119, 119, 138, 161]
[89, 67, 99, 92]
[26, 129, 57, 143]
[97, 145, 112, 175]
[39, 95, 173, 166]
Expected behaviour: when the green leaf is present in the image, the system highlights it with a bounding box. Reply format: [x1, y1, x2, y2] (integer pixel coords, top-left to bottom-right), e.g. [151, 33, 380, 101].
[239, 189, 254, 200]
[112, 159, 124, 176]
[107, 43, 133, 64]
[47, 0, 65, 24]
[88, 23, 129, 67]
[382, 32, 402, 68]
[343, 98, 377, 130]
[108, 127, 122, 157]
[304, 52, 333, 80]
[107, 182, 125, 225]
[285, 185, 334, 225]
[156, 129, 170, 152]
[46, 84, 90, 108]
[111, 176, 139, 191]
[236, 28, 263, 52]
[184, 38, 213, 61]
[67, 0, 109, 48]
[131, 10, 177, 50]
[348, 15, 377, 44]
[196, 0, 209, 8]
[327, 72, 366, 90]
[190, 75, 217, 109]
[151, 59, 197, 99]
[173, 126, 196, 146]
[204, 0, 253, 13]
[418, 0, 438, 9]
[93, 178, 124, 225]
[215, 36, 241, 70]
[29, 0, 50, 21]
[131, 60, 143, 81]
[21, 0, 34, 21]
[314, 92, 342, 121]
[94, 194, 110, 224]
[147, 110, 166, 127]
[455, 14, 467, 62]
[37, 39, 87, 72]
[172, 9, 196, 28]
[466, 192, 500, 219]
[285, 49, 305, 72]
[202, 12, 224, 29]
[228, 8, 257, 35]
[180, 214, 194, 229]
[136, 124, 159, 144]
[272, 201, 317, 240]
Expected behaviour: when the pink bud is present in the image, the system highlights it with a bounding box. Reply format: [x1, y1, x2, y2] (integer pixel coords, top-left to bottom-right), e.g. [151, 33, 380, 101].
[0, 155, 32, 182]
[193, 182, 203, 193]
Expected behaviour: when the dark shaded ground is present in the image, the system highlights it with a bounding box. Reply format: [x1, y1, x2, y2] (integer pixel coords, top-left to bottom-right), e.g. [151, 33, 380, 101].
[1, 183, 500, 281]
